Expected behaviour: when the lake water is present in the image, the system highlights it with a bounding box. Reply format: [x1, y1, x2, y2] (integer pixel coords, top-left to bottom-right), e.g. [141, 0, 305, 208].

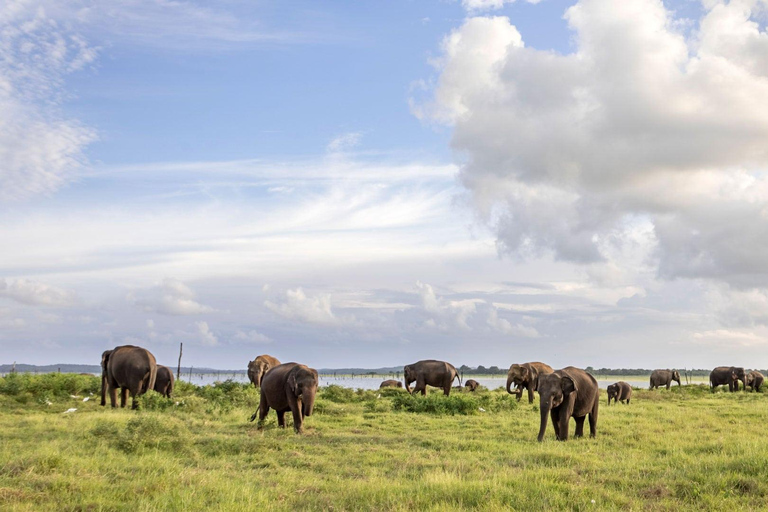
[178, 373, 708, 390]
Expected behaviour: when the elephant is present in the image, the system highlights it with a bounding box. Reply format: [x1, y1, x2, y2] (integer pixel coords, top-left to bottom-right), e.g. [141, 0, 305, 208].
[649, 369, 681, 390]
[710, 366, 747, 392]
[379, 379, 403, 389]
[403, 360, 461, 396]
[154, 365, 175, 398]
[746, 371, 764, 392]
[506, 362, 554, 403]
[465, 379, 480, 392]
[101, 345, 157, 410]
[537, 367, 599, 442]
[247, 354, 281, 388]
[249, 363, 318, 433]
[607, 381, 632, 405]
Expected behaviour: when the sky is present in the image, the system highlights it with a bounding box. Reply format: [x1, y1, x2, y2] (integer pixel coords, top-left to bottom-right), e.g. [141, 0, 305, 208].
[2, 0, 768, 371]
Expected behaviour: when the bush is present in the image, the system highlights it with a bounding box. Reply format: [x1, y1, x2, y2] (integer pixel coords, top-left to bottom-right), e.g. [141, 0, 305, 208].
[391, 393, 481, 415]
[0, 373, 100, 399]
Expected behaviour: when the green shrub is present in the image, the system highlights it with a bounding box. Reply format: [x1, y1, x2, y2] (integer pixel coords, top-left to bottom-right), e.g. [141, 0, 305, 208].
[391, 393, 481, 415]
[115, 415, 189, 455]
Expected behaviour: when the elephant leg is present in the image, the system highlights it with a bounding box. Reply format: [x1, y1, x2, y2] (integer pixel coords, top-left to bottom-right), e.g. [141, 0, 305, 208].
[120, 387, 129, 408]
[109, 384, 118, 408]
[550, 409, 560, 440]
[252, 393, 269, 425]
[276, 410, 286, 428]
[557, 411, 570, 441]
[289, 402, 303, 433]
[527, 385, 535, 404]
[514, 386, 523, 401]
[574, 416, 586, 438]
[130, 390, 138, 410]
[589, 403, 598, 438]
[416, 376, 427, 396]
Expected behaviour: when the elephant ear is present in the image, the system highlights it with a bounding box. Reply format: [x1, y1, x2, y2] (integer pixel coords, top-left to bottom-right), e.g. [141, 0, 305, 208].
[288, 370, 298, 394]
[561, 376, 578, 395]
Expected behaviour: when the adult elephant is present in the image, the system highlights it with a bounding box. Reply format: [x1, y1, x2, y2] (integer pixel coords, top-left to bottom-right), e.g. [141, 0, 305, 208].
[746, 371, 764, 392]
[102, 345, 157, 410]
[249, 363, 318, 433]
[537, 367, 599, 442]
[710, 366, 747, 392]
[649, 369, 681, 390]
[247, 354, 281, 388]
[607, 381, 632, 405]
[465, 379, 480, 392]
[506, 362, 554, 403]
[154, 365, 175, 398]
[403, 360, 461, 396]
[379, 379, 403, 389]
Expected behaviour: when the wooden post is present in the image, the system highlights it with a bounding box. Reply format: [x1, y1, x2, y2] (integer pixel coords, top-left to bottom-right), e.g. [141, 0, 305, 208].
[176, 342, 183, 381]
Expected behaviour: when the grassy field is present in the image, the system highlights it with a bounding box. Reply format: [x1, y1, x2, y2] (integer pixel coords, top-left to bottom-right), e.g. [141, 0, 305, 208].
[1, 373, 767, 511]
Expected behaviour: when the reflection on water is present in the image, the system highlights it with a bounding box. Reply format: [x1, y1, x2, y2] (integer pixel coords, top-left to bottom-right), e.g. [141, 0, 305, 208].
[179, 373, 707, 390]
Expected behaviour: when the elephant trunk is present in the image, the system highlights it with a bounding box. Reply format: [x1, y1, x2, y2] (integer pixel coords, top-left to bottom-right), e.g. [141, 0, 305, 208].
[100, 373, 107, 406]
[538, 398, 551, 442]
[506, 375, 514, 395]
[302, 391, 315, 417]
[254, 372, 261, 388]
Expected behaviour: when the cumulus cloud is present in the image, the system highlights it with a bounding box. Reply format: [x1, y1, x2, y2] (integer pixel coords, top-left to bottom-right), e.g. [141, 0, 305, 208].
[0, 278, 79, 307]
[265, 288, 349, 326]
[418, 1, 768, 286]
[416, 281, 479, 331]
[0, 2, 96, 201]
[128, 278, 214, 315]
[461, 0, 540, 13]
[195, 321, 218, 346]
[487, 307, 540, 337]
[234, 329, 272, 344]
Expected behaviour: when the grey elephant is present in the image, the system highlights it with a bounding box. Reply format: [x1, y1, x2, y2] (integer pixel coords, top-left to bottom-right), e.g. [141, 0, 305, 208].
[607, 381, 632, 405]
[465, 379, 480, 392]
[154, 365, 175, 398]
[403, 360, 461, 396]
[249, 363, 318, 433]
[100, 349, 113, 406]
[710, 366, 746, 392]
[649, 369, 681, 390]
[101, 345, 157, 409]
[746, 371, 764, 392]
[537, 367, 599, 442]
[247, 354, 281, 388]
[379, 379, 403, 389]
[506, 362, 554, 403]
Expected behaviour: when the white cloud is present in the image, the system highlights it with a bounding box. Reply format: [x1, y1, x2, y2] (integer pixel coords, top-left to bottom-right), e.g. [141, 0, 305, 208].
[487, 306, 540, 337]
[327, 132, 362, 153]
[417, 1, 768, 286]
[0, 278, 79, 307]
[195, 321, 218, 346]
[461, 0, 541, 13]
[416, 281, 480, 331]
[128, 278, 214, 315]
[234, 329, 272, 344]
[692, 329, 767, 347]
[265, 288, 347, 326]
[0, 2, 96, 202]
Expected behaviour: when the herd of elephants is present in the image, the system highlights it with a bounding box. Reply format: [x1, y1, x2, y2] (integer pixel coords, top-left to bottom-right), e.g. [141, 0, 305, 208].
[98, 345, 764, 441]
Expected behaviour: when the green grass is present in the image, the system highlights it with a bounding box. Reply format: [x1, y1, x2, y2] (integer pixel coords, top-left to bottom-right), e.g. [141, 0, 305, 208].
[0, 373, 767, 511]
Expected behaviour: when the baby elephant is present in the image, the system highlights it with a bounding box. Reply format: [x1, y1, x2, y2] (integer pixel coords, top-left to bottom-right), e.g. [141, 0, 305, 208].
[606, 381, 632, 405]
[465, 379, 480, 392]
[746, 371, 764, 392]
[249, 363, 318, 433]
[379, 379, 403, 389]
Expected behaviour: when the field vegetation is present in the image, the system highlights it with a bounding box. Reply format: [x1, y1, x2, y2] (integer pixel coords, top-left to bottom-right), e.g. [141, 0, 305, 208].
[0, 372, 766, 511]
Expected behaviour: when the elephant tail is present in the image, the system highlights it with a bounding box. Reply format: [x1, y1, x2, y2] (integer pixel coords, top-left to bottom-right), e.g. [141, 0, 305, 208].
[454, 368, 462, 387]
[145, 365, 157, 395]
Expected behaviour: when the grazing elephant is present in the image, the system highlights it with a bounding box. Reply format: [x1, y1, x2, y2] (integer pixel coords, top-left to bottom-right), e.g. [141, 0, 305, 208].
[249, 363, 318, 433]
[403, 360, 461, 396]
[746, 371, 764, 392]
[102, 345, 157, 410]
[379, 379, 403, 389]
[537, 367, 599, 442]
[465, 379, 480, 392]
[506, 362, 554, 403]
[154, 365, 175, 398]
[247, 354, 281, 388]
[710, 366, 747, 392]
[649, 369, 681, 390]
[607, 381, 632, 405]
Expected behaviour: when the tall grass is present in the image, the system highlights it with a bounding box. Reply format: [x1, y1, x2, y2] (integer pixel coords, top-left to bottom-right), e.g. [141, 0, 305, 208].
[0, 373, 766, 510]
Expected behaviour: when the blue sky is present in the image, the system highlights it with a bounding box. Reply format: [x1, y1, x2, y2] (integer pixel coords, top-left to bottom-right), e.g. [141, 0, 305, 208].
[3, 0, 768, 370]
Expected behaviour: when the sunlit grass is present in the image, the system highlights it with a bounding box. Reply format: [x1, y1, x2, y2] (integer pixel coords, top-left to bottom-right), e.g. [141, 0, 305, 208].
[0, 374, 766, 510]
